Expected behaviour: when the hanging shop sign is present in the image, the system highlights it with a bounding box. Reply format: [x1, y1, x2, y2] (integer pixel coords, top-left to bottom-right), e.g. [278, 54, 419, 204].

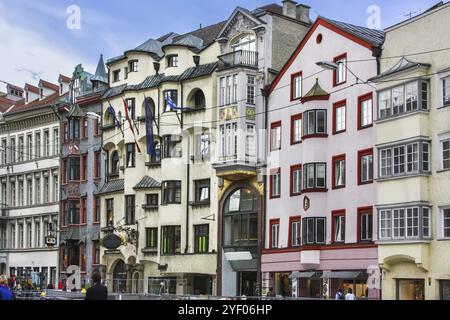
[246, 107, 256, 120]
[303, 196, 311, 212]
[219, 106, 238, 121]
[102, 233, 122, 250]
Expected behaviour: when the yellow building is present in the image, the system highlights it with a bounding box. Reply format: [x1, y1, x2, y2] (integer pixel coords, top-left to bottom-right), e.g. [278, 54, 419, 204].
[371, 2, 450, 300]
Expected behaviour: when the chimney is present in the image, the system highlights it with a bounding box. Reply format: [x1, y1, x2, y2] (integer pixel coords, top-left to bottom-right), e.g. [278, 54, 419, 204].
[296, 4, 311, 24]
[282, 0, 297, 19]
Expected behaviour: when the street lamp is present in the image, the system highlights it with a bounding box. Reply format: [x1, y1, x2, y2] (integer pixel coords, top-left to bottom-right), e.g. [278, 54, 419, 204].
[316, 61, 340, 70]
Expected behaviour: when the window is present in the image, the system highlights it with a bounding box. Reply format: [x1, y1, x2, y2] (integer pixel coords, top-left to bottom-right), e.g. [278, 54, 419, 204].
[290, 217, 301, 247]
[81, 197, 87, 224]
[162, 135, 181, 159]
[271, 122, 282, 151]
[443, 208, 450, 238]
[93, 115, 101, 136]
[167, 55, 179, 68]
[18, 181, 24, 206]
[35, 132, 41, 158]
[291, 72, 303, 100]
[332, 211, 346, 243]
[145, 228, 158, 249]
[81, 154, 87, 181]
[10, 181, 16, 207]
[303, 163, 327, 191]
[245, 124, 256, 160]
[219, 123, 238, 159]
[161, 226, 181, 255]
[379, 206, 431, 241]
[68, 200, 80, 225]
[162, 181, 181, 204]
[27, 179, 32, 205]
[10, 138, 16, 163]
[290, 164, 302, 196]
[43, 177, 49, 203]
[194, 179, 210, 203]
[53, 128, 59, 155]
[270, 219, 280, 249]
[126, 143, 136, 168]
[303, 110, 327, 137]
[126, 98, 136, 120]
[94, 196, 100, 223]
[69, 118, 80, 140]
[443, 76, 450, 106]
[94, 151, 101, 178]
[81, 118, 88, 139]
[1, 139, 6, 164]
[125, 195, 135, 225]
[232, 34, 256, 52]
[68, 157, 80, 181]
[247, 75, 256, 105]
[112, 70, 120, 82]
[35, 222, 41, 247]
[378, 80, 428, 119]
[194, 224, 209, 253]
[333, 53, 347, 86]
[270, 168, 281, 199]
[34, 178, 40, 205]
[219, 77, 226, 106]
[164, 90, 178, 112]
[146, 194, 159, 206]
[63, 123, 68, 144]
[443, 139, 450, 170]
[332, 155, 346, 189]
[333, 101, 346, 134]
[379, 141, 430, 178]
[53, 174, 59, 202]
[232, 75, 238, 104]
[358, 207, 373, 242]
[124, 67, 128, 79]
[129, 60, 138, 72]
[93, 241, 100, 265]
[358, 149, 373, 185]
[110, 151, 120, 175]
[302, 218, 326, 245]
[106, 199, 114, 227]
[291, 114, 302, 145]
[357, 92, 374, 130]
[18, 136, 24, 162]
[195, 132, 210, 160]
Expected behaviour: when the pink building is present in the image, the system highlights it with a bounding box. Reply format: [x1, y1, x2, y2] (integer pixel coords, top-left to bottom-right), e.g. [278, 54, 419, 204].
[262, 17, 384, 299]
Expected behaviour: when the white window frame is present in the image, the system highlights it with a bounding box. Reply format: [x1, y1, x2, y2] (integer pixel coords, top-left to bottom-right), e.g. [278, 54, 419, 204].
[271, 222, 279, 248]
[360, 97, 373, 127]
[335, 105, 346, 132]
[442, 207, 450, 239]
[292, 168, 302, 194]
[292, 117, 302, 143]
[292, 75, 302, 99]
[271, 171, 281, 197]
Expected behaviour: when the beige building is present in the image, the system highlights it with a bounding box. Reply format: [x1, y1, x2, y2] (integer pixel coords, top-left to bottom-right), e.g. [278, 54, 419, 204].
[99, 23, 223, 295]
[371, 2, 450, 300]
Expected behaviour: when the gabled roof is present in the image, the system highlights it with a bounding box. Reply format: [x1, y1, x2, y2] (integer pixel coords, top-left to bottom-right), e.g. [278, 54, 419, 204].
[369, 57, 431, 81]
[217, 7, 264, 39]
[7, 92, 69, 115]
[0, 96, 15, 113]
[25, 83, 39, 94]
[270, 16, 385, 93]
[301, 78, 330, 103]
[59, 74, 72, 83]
[134, 176, 161, 190]
[98, 179, 124, 195]
[39, 79, 59, 91]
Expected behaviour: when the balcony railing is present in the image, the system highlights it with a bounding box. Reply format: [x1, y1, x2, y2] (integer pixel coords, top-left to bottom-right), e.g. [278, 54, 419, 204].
[218, 50, 258, 70]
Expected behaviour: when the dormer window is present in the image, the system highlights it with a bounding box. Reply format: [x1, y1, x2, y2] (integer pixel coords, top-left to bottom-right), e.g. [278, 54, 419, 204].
[113, 70, 121, 83]
[60, 83, 63, 95]
[167, 55, 179, 68]
[129, 60, 138, 73]
[40, 88, 44, 99]
[25, 92, 29, 103]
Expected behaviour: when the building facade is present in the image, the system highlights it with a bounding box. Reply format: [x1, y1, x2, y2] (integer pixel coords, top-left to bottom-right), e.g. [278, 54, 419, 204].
[0, 76, 70, 288]
[263, 17, 384, 299]
[99, 22, 222, 295]
[59, 58, 108, 287]
[371, 2, 450, 300]
[213, 1, 311, 297]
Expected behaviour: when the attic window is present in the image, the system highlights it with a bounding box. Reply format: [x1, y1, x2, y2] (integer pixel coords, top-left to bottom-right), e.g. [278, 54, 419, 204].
[316, 34, 323, 44]
[129, 60, 138, 73]
[167, 55, 179, 68]
[113, 70, 121, 83]
[40, 88, 44, 99]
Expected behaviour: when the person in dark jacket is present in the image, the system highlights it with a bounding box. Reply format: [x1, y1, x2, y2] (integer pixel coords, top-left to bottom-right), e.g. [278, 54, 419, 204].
[85, 271, 108, 300]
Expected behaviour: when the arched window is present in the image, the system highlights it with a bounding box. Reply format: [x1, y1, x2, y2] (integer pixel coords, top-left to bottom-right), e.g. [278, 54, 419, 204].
[112, 260, 127, 293]
[111, 151, 120, 175]
[187, 89, 206, 110]
[231, 34, 256, 52]
[223, 188, 258, 247]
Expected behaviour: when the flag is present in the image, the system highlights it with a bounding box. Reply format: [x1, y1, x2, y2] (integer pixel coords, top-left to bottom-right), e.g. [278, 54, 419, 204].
[144, 95, 156, 157]
[122, 97, 141, 153]
[165, 95, 192, 111]
[107, 101, 121, 128]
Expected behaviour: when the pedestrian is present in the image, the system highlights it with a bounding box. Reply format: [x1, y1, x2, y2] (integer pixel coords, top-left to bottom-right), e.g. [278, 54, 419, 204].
[0, 277, 13, 300]
[345, 288, 357, 300]
[335, 288, 344, 300]
[85, 271, 108, 300]
[266, 287, 276, 298]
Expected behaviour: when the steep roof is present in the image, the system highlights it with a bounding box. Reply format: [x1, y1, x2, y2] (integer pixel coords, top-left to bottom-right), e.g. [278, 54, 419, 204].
[98, 179, 125, 195]
[59, 74, 72, 83]
[134, 176, 161, 190]
[8, 92, 69, 115]
[0, 96, 15, 113]
[369, 57, 431, 81]
[91, 54, 108, 83]
[25, 83, 39, 94]
[39, 79, 59, 91]
[301, 78, 330, 103]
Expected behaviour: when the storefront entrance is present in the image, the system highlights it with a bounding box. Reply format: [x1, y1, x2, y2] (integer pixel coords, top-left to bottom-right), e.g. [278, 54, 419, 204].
[396, 279, 425, 300]
[112, 260, 128, 293]
[238, 271, 257, 296]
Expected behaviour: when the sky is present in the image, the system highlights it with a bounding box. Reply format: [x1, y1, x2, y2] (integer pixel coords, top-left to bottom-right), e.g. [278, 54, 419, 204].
[0, 0, 441, 92]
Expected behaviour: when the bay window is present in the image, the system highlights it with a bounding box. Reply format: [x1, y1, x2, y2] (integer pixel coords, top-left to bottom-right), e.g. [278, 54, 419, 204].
[219, 123, 238, 160]
[162, 135, 181, 159]
[302, 217, 326, 245]
[68, 157, 80, 181]
[378, 80, 428, 119]
[303, 163, 326, 191]
[379, 206, 431, 241]
[378, 141, 430, 178]
[247, 75, 256, 105]
[303, 110, 327, 137]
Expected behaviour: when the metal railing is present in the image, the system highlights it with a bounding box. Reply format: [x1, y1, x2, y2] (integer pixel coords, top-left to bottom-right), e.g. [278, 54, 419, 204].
[218, 50, 258, 69]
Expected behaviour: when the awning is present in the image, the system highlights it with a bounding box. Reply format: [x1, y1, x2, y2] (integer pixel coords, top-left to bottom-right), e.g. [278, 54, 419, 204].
[289, 271, 317, 279]
[322, 271, 362, 279]
[229, 259, 257, 272]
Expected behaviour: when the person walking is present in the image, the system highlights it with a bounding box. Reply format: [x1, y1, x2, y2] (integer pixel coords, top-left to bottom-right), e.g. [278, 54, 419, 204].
[0, 277, 13, 300]
[345, 288, 357, 300]
[266, 287, 276, 298]
[335, 288, 344, 300]
[85, 272, 108, 301]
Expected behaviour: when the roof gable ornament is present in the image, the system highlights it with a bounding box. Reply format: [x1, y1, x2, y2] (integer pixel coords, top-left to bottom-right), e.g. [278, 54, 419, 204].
[301, 78, 330, 103]
[217, 8, 261, 40]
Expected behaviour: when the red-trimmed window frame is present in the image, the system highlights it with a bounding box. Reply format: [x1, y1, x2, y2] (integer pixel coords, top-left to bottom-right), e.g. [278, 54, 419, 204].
[80, 197, 87, 225]
[290, 71, 303, 101]
[358, 92, 374, 130]
[94, 151, 101, 179]
[290, 164, 302, 197]
[333, 53, 347, 87]
[92, 240, 100, 265]
[357, 206, 374, 243]
[269, 218, 280, 249]
[61, 158, 67, 185]
[270, 121, 282, 151]
[269, 168, 281, 199]
[61, 201, 68, 227]
[331, 209, 346, 244]
[291, 114, 302, 145]
[358, 148, 374, 185]
[289, 216, 301, 248]
[93, 196, 101, 224]
[332, 99, 347, 135]
[332, 154, 346, 190]
[81, 154, 87, 181]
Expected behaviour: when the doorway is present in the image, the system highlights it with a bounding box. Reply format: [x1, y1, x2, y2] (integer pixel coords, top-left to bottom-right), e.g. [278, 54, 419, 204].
[238, 272, 257, 296]
[396, 279, 425, 300]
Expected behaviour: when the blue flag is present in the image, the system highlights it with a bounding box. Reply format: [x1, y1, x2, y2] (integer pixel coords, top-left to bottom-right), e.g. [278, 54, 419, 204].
[165, 95, 192, 111]
[144, 96, 156, 157]
[107, 101, 121, 128]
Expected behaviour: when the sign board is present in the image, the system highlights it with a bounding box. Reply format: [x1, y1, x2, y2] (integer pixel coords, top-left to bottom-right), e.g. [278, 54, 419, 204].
[219, 106, 237, 121]
[303, 196, 311, 212]
[246, 107, 256, 120]
[45, 235, 57, 247]
[102, 233, 122, 250]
